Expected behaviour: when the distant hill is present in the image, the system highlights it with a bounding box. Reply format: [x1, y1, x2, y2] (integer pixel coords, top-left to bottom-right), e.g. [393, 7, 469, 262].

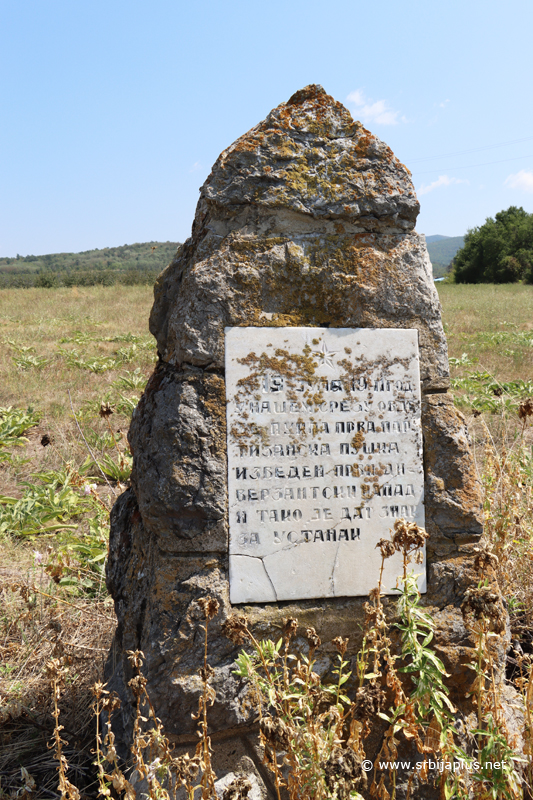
[425, 235, 450, 243]
[0, 241, 181, 288]
[426, 235, 465, 278]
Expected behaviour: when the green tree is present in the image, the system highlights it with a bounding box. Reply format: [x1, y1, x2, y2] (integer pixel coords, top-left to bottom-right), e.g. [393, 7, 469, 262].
[453, 206, 533, 283]
[35, 270, 59, 288]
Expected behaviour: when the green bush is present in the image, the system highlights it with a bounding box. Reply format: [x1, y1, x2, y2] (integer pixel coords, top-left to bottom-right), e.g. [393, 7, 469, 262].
[454, 206, 533, 284]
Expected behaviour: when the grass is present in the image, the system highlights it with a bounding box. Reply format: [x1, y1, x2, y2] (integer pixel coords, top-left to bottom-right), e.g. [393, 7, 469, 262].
[440, 283, 533, 627]
[438, 283, 533, 384]
[0, 282, 532, 798]
[0, 286, 154, 798]
[0, 286, 154, 494]
[0, 285, 154, 413]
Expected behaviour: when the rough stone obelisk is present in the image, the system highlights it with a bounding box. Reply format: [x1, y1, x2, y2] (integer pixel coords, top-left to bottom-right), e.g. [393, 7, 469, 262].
[106, 85, 490, 797]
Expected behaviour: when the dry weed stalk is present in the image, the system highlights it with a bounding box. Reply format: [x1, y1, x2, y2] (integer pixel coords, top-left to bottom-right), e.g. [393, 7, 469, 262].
[458, 573, 524, 800]
[368, 522, 458, 799]
[195, 596, 221, 799]
[477, 399, 533, 624]
[92, 681, 135, 798]
[46, 657, 81, 800]
[88, 597, 227, 800]
[519, 661, 533, 796]
[0, 566, 115, 798]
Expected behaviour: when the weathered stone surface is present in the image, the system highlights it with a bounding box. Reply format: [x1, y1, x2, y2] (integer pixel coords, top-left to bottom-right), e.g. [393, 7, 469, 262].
[422, 394, 483, 539]
[130, 751, 268, 800]
[203, 83, 418, 228]
[128, 365, 227, 551]
[105, 85, 502, 798]
[150, 86, 448, 393]
[151, 230, 447, 393]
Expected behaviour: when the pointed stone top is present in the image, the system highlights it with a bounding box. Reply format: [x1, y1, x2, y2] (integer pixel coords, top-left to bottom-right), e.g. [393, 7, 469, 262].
[286, 84, 327, 104]
[202, 85, 419, 232]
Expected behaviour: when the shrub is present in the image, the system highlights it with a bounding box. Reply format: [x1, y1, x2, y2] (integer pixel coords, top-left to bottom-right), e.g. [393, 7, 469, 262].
[454, 206, 533, 284]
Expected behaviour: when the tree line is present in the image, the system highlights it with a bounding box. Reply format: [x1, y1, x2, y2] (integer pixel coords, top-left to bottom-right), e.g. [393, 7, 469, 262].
[0, 241, 180, 289]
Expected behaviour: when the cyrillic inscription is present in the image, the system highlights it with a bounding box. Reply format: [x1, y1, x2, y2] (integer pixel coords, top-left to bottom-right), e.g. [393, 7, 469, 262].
[225, 327, 425, 603]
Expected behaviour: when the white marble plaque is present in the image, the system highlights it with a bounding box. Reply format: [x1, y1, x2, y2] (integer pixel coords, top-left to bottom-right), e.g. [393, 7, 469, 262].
[225, 327, 425, 604]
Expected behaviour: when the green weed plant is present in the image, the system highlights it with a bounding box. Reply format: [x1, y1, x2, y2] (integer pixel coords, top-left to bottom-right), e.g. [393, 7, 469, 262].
[0, 396, 137, 595]
[0, 405, 41, 464]
[451, 372, 533, 414]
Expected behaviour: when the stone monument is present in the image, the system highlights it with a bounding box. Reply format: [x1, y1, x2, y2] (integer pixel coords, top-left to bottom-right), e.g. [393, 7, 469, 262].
[106, 85, 491, 797]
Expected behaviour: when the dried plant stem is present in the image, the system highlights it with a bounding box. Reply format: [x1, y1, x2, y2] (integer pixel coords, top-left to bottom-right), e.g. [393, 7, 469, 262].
[198, 613, 217, 799]
[92, 684, 107, 794]
[68, 388, 117, 496]
[47, 658, 81, 800]
[377, 552, 386, 602]
[103, 411, 124, 462]
[28, 583, 114, 621]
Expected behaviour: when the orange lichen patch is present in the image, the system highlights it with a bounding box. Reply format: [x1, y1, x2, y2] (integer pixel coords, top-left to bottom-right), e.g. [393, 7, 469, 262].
[197, 373, 227, 458]
[353, 130, 374, 158]
[286, 84, 330, 106]
[351, 431, 365, 451]
[273, 85, 353, 135]
[226, 137, 261, 156]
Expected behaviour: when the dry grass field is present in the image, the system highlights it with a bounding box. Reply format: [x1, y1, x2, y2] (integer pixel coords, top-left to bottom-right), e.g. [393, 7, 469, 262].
[440, 283, 533, 382]
[0, 283, 532, 798]
[0, 286, 155, 797]
[0, 285, 154, 460]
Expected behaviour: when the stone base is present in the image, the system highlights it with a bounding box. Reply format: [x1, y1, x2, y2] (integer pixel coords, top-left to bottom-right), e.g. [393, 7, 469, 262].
[103, 382, 508, 799]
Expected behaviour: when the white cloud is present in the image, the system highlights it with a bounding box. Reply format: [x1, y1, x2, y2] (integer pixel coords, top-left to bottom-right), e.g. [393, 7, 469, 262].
[346, 89, 403, 126]
[417, 175, 469, 196]
[504, 169, 533, 192]
[189, 161, 203, 173]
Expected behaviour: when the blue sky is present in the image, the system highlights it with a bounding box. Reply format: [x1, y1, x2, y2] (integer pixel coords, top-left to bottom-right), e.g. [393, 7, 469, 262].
[2, 0, 533, 256]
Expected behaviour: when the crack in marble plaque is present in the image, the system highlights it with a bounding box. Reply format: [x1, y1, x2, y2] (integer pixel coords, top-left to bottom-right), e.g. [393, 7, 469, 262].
[225, 327, 425, 604]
